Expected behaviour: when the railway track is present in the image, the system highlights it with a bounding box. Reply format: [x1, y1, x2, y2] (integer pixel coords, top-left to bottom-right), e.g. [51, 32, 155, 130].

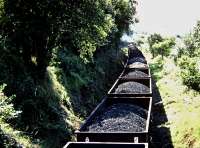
[64, 43, 152, 148]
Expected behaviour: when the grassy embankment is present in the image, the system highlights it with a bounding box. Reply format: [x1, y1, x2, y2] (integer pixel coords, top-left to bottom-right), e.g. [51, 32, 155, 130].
[144, 49, 200, 147]
[0, 46, 125, 148]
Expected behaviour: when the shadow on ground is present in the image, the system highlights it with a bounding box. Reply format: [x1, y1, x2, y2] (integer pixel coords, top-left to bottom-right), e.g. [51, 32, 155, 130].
[150, 78, 174, 148]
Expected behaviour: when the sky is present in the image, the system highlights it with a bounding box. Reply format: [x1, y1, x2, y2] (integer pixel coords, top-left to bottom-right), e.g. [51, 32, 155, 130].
[134, 0, 200, 36]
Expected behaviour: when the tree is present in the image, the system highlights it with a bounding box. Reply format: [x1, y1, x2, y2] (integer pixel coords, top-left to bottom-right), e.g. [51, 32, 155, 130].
[183, 34, 196, 57]
[152, 38, 175, 59]
[178, 56, 200, 91]
[0, 0, 136, 78]
[177, 20, 200, 91]
[193, 20, 200, 49]
[147, 33, 163, 58]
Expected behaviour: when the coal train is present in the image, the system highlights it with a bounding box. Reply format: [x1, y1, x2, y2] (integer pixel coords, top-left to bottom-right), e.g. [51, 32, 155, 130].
[64, 44, 152, 148]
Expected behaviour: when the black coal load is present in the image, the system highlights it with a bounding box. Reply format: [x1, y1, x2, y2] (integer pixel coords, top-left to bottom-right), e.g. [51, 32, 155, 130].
[114, 82, 150, 94]
[128, 62, 148, 68]
[122, 70, 149, 78]
[128, 45, 145, 58]
[88, 103, 147, 132]
[128, 57, 147, 64]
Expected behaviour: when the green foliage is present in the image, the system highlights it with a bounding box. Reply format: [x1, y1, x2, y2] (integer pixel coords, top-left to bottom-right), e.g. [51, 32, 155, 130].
[178, 56, 200, 91]
[121, 47, 129, 56]
[0, 84, 23, 148]
[0, 0, 135, 147]
[149, 56, 164, 81]
[193, 20, 200, 49]
[148, 33, 163, 46]
[50, 45, 123, 117]
[147, 33, 175, 58]
[51, 47, 92, 90]
[0, 0, 136, 68]
[177, 20, 200, 91]
[112, 0, 137, 33]
[0, 84, 21, 122]
[135, 39, 144, 47]
[179, 21, 200, 57]
[182, 33, 196, 57]
[147, 33, 163, 58]
[0, 0, 3, 16]
[0, 20, 125, 148]
[152, 37, 175, 58]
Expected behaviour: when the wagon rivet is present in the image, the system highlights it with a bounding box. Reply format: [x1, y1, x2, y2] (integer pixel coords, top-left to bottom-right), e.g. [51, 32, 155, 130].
[134, 137, 138, 143]
[85, 137, 89, 142]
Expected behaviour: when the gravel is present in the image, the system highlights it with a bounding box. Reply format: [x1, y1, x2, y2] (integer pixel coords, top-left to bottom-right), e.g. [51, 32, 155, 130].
[128, 62, 148, 68]
[128, 57, 147, 64]
[122, 70, 149, 78]
[87, 103, 147, 132]
[114, 81, 150, 94]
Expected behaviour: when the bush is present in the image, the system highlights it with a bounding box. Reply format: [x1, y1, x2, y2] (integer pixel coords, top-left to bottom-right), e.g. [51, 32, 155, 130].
[147, 34, 176, 59]
[0, 84, 21, 122]
[178, 56, 200, 91]
[149, 56, 164, 81]
[0, 84, 23, 148]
